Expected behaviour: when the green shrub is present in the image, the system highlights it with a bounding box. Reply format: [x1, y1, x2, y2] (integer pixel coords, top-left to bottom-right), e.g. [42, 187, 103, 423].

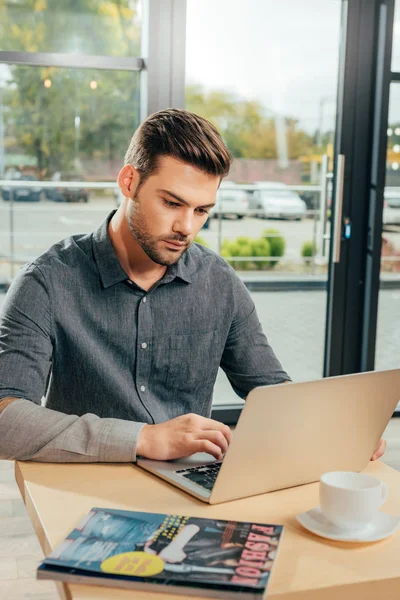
[262, 229, 285, 268]
[230, 241, 253, 269]
[251, 238, 271, 270]
[220, 246, 230, 258]
[194, 236, 209, 247]
[236, 236, 251, 247]
[221, 240, 252, 269]
[220, 241, 235, 267]
[301, 241, 317, 257]
[220, 240, 233, 265]
[221, 239, 233, 253]
[221, 236, 274, 270]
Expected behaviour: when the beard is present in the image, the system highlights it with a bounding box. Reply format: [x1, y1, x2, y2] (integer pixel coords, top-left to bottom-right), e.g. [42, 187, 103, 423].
[126, 195, 190, 266]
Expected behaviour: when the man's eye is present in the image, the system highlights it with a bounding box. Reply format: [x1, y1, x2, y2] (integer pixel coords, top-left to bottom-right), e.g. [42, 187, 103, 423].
[197, 208, 209, 215]
[163, 199, 180, 208]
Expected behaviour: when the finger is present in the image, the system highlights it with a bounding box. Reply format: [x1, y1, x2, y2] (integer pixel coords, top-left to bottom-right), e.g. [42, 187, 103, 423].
[192, 439, 224, 460]
[371, 439, 387, 461]
[377, 439, 387, 457]
[374, 438, 386, 459]
[195, 430, 229, 455]
[199, 418, 232, 444]
[223, 424, 233, 445]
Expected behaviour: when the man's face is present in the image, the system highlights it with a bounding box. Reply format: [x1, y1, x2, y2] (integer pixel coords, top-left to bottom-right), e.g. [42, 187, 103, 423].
[125, 156, 219, 266]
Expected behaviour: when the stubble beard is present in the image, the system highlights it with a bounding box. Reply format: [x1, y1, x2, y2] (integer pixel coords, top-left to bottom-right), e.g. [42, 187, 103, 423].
[126, 196, 189, 266]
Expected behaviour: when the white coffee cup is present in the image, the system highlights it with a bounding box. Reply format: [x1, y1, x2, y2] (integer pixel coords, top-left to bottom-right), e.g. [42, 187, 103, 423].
[319, 471, 388, 530]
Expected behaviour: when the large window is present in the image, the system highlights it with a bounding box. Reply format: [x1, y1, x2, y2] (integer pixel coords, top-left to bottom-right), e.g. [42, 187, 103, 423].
[0, 1, 143, 284]
[185, 0, 342, 401]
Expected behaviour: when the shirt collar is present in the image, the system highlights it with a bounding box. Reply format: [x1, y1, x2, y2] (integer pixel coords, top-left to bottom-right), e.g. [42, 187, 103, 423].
[92, 211, 194, 289]
[92, 211, 129, 289]
[162, 251, 193, 284]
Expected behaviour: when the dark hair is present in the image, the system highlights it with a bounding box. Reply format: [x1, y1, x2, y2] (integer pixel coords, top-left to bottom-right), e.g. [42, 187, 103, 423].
[124, 108, 232, 186]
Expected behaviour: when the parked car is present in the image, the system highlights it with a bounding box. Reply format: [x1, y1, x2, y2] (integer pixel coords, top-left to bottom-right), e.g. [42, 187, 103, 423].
[248, 182, 307, 220]
[210, 183, 249, 219]
[1, 175, 43, 202]
[45, 172, 89, 203]
[383, 189, 400, 227]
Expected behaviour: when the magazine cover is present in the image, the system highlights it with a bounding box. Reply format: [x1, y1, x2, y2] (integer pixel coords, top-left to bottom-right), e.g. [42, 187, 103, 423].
[37, 507, 283, 598]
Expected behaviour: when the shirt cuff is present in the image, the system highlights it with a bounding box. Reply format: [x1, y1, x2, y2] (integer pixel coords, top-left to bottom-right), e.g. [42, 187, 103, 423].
[101, 419, 147, 463]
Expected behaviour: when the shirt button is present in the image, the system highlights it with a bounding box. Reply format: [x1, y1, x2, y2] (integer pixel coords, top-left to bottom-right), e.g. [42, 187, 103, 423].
[141, 342, 148, 349]
[140, 385, 146, 392]
[142, 297, 147, 303]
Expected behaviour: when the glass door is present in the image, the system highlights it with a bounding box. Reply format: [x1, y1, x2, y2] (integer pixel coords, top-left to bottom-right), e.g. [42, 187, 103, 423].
[326, 0, 395, 378]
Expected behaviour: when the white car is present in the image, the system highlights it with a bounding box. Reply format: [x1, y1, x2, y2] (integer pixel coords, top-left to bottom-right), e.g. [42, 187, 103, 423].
[210, 183, 249, 219]
[383, 189, 400, 227]
[249, 182, 307, 221]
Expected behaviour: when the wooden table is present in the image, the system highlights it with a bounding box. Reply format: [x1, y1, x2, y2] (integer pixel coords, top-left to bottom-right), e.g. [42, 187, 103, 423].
[15, 459, 400, 600]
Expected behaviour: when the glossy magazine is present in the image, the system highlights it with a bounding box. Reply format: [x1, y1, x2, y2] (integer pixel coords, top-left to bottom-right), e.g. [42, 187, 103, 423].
[37, 507, 283, 599]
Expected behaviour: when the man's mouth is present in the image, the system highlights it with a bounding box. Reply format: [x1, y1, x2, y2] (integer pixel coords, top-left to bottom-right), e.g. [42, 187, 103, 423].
[163, 239, 187, 249]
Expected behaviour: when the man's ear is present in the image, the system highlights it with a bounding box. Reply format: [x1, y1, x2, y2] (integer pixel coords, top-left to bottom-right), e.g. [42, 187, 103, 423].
[117, 165, 140, 199]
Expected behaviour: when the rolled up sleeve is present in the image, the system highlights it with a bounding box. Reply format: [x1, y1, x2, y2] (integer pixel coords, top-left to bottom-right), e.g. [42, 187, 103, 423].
[0, 399, 146, 462]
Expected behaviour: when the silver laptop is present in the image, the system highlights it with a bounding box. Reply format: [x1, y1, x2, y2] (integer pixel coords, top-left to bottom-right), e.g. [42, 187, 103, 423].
[137, 369, 400, 504]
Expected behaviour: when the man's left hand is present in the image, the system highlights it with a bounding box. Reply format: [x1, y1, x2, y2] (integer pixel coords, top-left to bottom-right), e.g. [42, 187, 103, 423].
[370, 438, 387, 461]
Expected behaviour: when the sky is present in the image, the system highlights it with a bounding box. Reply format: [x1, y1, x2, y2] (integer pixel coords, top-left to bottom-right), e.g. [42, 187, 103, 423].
[185, 0, 400, 133]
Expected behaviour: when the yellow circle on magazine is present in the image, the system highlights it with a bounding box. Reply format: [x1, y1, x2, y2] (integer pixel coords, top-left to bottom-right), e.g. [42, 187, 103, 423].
[101, 552, 164, 577]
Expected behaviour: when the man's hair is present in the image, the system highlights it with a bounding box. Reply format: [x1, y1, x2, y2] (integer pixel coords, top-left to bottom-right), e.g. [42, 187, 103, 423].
[124, 108, 232, 187]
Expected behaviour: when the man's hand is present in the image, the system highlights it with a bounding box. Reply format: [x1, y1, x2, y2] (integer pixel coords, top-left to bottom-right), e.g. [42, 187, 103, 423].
[371, 438, 387, 461]
[136, 413, 232, 461]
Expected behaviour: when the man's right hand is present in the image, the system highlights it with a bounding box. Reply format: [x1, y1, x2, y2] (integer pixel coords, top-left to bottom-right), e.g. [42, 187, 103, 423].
[136, 413, 232, 461]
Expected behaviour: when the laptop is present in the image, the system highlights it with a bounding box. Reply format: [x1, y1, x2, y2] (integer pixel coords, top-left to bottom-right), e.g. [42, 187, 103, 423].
[137, 369, 400, 504]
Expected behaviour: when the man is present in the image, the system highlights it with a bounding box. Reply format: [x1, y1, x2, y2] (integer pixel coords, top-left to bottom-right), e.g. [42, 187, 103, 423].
[0, 109, 386, 463]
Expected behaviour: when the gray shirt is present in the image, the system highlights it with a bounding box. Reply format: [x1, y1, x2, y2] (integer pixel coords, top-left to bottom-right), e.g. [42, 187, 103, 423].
[0, 212, 290, 462]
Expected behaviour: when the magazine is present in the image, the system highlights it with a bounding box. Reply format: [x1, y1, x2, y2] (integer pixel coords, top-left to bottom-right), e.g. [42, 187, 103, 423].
[37, 507, 284, 599]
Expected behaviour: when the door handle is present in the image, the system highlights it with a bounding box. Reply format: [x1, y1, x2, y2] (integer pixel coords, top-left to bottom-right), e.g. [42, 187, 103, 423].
[333, 154, 345, 264]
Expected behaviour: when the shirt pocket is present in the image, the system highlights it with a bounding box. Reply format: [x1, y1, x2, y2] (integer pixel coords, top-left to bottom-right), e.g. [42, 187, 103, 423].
[164, 330, 221, 393]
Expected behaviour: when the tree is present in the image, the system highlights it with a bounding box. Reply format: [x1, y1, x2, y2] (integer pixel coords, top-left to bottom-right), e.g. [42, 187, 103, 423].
[186, 84, 317, 160]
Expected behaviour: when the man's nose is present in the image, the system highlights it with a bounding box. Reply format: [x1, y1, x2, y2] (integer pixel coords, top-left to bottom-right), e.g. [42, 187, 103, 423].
[173, 212, 193, 236]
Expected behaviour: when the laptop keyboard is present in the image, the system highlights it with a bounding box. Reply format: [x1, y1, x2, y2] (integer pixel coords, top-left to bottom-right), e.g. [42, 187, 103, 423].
[174, 462, 222, 491]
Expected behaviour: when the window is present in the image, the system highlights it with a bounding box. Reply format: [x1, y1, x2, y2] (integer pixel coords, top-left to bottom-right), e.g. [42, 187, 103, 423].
[185, 0, 342, 403]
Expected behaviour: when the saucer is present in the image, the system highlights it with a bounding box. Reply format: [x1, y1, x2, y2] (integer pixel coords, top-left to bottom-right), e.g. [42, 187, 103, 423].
[296, 507, 400, 542]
